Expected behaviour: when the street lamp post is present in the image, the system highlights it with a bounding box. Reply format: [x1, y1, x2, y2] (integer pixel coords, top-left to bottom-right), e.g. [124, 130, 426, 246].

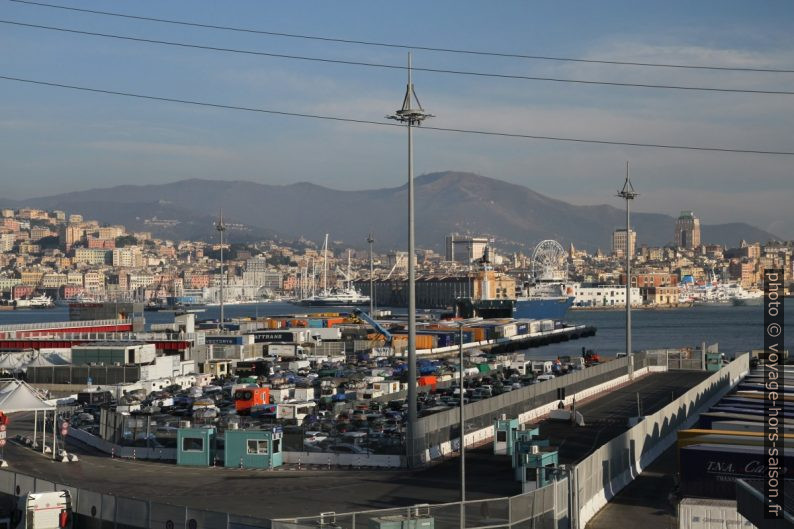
[458, 321, 466, 529]
[368, 232, 375, 315]
[216, 211, 226, 331]
[388, 52, 433, 468]
[617, 162, 638, 357]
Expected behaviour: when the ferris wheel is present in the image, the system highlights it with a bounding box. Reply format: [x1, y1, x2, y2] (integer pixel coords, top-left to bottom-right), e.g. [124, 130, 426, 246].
[531, 240, 568, 281]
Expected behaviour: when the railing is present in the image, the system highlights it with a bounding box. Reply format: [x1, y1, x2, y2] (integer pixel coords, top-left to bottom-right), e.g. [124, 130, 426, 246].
[273, 479, 567, 529]
[0, 468, 270, 529]
[572, 353, 749, 529]
[0, 319, 129, 332]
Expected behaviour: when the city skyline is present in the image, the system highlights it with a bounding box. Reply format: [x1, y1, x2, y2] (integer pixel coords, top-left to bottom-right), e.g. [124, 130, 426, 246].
[1, 0, 793, 237]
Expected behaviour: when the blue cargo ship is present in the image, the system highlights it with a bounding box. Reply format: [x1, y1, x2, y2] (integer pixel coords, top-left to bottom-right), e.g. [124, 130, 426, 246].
[455, 296, 573, 320]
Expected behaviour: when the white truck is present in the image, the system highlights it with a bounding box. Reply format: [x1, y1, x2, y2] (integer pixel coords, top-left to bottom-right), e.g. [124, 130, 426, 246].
[267, 344, 306, 359]
[2, 491, 73, 529]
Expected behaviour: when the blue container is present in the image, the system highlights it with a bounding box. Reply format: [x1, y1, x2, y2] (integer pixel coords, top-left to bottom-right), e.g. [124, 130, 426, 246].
[517, 323, 529, 335]
[308, 319, 323, 328]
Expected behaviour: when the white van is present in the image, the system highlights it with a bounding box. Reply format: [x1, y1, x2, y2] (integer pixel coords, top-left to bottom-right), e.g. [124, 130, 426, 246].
[536, 374, 556, 382]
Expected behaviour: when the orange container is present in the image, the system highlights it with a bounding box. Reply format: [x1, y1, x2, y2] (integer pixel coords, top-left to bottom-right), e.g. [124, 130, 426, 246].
[467, 327, 486, 341]
[325, 317, 346, 327]
[234, 387, 271, 415]
[417, 375, 438, 388]
[415, 335, 436, 350]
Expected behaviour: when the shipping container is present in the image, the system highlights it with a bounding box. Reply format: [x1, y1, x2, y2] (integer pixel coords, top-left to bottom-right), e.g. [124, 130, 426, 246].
[677, 498, 753, 529]
[679, 443, 793, 499]
[204, 335, 245, 346]
[495, 323, 518, 338]
[516, 323, 529, 335]
[251, 330, 310, 343]
[540, 320, 555, 332]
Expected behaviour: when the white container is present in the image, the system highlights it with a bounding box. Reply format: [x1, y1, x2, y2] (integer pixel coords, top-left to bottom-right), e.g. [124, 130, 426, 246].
[677, 498, 753, 529]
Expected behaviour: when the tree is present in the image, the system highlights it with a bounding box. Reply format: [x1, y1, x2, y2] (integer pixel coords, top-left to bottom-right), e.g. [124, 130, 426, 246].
[115, 235, 138, 248]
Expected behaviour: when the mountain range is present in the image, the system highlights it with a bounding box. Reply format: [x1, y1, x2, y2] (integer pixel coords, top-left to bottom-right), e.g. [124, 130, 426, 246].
[4, 171, 778, 252]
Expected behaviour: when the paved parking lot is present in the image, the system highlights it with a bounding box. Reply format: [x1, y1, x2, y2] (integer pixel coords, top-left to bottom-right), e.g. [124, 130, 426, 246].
[4, 371, 708, 520]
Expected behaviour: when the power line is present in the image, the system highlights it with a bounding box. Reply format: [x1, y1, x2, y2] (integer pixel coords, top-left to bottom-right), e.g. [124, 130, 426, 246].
[9, 0, 794, 74]
[4, 19, 794, 97]
[1, 74, 792, 156]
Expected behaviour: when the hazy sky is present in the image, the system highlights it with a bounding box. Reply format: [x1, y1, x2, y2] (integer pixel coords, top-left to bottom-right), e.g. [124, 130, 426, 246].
[1, 1, 793, 237]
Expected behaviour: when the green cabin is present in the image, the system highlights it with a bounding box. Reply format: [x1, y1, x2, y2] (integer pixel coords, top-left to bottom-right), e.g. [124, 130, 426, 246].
[177, 427, 216, 466]
[223, 428, 284, 469]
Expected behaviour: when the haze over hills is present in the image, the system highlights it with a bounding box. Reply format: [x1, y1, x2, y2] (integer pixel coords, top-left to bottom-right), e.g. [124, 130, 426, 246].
[7, 171, 778, 252]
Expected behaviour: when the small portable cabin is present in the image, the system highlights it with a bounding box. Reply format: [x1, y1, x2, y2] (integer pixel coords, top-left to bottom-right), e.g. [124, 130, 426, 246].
[493, 417, 519, 456]
[223, 428, 284, 469]
[177, 427, 216, 466]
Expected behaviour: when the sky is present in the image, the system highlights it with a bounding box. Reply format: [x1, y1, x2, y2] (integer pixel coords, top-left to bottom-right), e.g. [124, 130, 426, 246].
[1, 0, 793, 238]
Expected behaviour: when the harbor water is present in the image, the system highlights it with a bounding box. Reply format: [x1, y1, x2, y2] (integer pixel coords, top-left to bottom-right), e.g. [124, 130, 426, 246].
[0, 300, 790, 359]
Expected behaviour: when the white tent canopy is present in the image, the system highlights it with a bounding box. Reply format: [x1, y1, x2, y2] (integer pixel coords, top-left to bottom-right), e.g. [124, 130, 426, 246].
[0, 379, 54, 412]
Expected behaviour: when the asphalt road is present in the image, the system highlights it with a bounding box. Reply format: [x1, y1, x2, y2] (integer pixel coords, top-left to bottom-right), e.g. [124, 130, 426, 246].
[586, 444, 678, 529]
[3, 371, 708, 521]
[538, 370, 710, 464]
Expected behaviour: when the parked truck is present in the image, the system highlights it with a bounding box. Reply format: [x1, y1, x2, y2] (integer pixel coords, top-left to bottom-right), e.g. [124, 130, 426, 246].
[1, 491, 73, 529]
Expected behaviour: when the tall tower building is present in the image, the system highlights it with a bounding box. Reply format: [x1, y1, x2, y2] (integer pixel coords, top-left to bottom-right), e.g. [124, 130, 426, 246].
[612, 228, 636, 258]
[444, 234, 489, 263]
[675, 211, 701, 249]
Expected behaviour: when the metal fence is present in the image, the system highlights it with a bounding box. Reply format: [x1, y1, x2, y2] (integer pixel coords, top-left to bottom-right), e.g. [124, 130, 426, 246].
[645, 349, 704, 370]
[411, 354, 645, 461]
[0, 469, 271, 529]
[572, 353, 749, 529]
[272, 479, 566, 529]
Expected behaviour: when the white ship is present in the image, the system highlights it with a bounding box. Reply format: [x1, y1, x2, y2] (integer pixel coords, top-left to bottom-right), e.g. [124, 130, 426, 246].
[55, 292, 98, 306]
[14, 294, 54, 308]
[679, 273, 763, 306]
[294, 234, 370, 307]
